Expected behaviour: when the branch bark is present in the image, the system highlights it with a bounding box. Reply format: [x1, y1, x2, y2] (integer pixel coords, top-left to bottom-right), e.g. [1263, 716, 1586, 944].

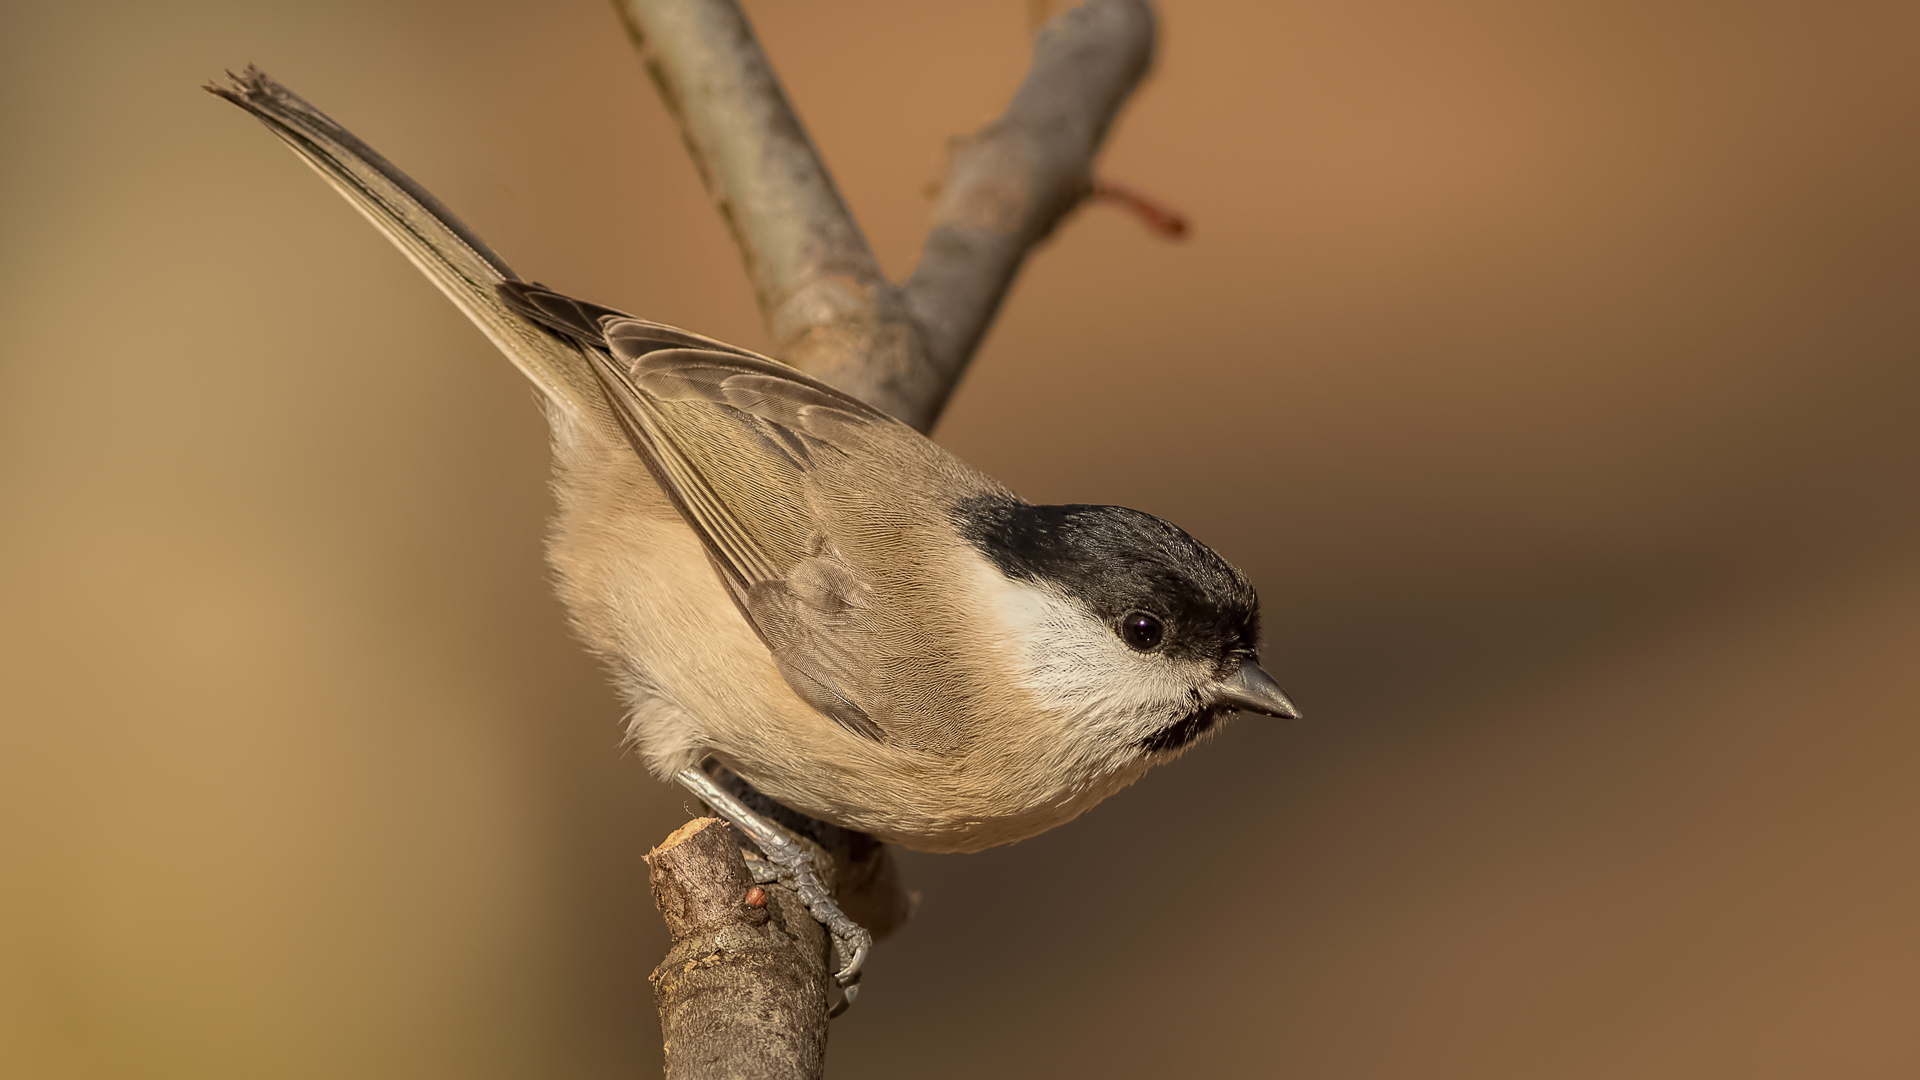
[647, 818, 830, 1080]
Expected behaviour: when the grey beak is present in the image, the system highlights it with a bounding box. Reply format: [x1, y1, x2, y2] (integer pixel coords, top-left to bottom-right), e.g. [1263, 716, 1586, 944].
[1214, 661, 1302, 719]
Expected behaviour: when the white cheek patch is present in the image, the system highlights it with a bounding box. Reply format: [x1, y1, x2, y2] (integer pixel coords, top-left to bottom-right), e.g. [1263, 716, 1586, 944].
[973, 559, 1199, 756]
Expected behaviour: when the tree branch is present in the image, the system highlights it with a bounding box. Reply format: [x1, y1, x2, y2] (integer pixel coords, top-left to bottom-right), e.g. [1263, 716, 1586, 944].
[610, 0, 1155, 433]
[647, 818, 831, 1080]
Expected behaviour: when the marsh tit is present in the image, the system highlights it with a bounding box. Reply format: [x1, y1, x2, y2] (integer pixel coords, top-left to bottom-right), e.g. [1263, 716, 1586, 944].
[212, 69, 1298, 985]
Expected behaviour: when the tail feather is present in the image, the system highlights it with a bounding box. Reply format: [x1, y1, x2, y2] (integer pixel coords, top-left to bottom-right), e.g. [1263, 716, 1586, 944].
[208, 66, 599, 420]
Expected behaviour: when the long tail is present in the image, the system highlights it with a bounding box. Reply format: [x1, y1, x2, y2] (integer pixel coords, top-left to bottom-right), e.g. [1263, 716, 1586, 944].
[207, 66, 599, 422]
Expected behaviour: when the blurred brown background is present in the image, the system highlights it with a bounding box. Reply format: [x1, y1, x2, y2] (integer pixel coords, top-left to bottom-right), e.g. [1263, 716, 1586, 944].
[4, 0, 1917, 1076]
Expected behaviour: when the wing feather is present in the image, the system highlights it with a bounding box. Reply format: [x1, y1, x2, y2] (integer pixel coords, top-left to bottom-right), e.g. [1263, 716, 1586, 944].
[501, 284, 926, 742]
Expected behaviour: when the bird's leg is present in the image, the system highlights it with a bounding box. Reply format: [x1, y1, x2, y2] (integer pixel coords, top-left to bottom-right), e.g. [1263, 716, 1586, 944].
[673, 766, 872, 997]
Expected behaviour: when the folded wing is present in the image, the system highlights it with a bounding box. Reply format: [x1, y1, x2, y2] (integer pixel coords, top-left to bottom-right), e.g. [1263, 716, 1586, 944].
[501, 282, 922, 742]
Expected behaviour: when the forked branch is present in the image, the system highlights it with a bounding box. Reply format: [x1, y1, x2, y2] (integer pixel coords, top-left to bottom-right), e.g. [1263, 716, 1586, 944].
[610, 0, 1155, 432]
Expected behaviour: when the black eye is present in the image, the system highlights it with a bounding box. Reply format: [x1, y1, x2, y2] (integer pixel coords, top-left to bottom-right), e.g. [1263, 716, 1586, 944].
[1118, 611, 1164, 652]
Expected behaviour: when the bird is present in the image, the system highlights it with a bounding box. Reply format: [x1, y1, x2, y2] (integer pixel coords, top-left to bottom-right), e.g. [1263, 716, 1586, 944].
[210, 67, 1299, 987]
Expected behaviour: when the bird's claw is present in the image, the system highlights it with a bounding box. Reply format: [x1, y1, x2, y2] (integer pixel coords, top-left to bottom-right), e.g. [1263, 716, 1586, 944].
[676, 767, 871, 1003]
[747, 848, 870, 986]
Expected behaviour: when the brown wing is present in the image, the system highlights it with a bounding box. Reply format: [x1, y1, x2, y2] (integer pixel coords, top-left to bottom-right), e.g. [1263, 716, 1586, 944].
[501, 283, 935, 742]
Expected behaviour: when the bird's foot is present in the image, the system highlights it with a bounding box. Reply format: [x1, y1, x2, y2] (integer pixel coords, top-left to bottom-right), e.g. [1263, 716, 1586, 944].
[674, 767, 872, 1000]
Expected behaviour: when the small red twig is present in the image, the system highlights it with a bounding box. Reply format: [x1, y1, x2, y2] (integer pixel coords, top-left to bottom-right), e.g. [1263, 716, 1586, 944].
[1090, 178, 1190, 240]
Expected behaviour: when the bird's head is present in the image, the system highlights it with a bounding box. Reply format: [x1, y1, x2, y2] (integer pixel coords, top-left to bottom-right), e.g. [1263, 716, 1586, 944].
[954, 497, 1298, 771]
